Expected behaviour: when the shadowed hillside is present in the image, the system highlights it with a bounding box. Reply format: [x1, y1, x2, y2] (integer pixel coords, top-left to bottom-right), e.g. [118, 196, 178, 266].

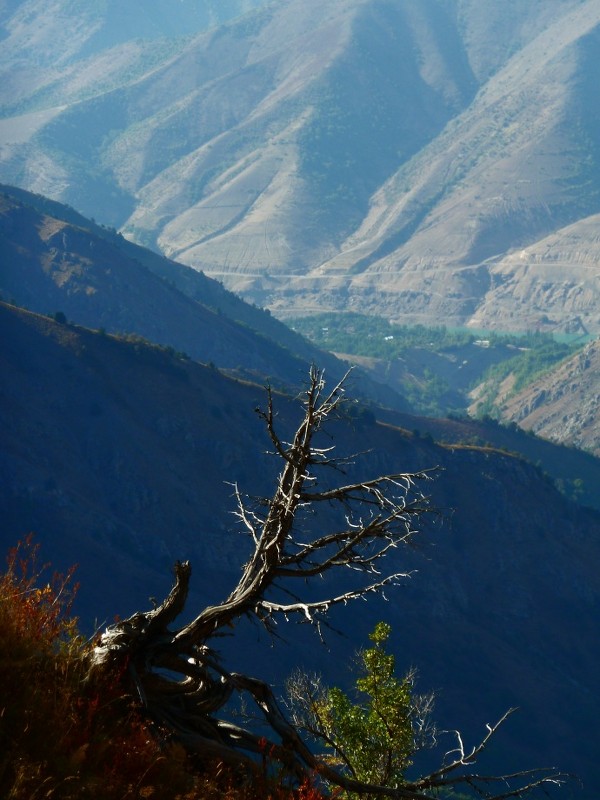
[2, 301, 600, 794]
[0, 184, 406, 409]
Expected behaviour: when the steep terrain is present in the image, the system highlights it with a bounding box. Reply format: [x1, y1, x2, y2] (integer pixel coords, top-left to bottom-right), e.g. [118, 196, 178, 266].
[311, 0, 600, 329]
[0, 184, 405, 408]
[2, 302, 600, 793]
[473, 339, 600, 456]
[0, 0, 269, 114]
[2, 1, 600, 331]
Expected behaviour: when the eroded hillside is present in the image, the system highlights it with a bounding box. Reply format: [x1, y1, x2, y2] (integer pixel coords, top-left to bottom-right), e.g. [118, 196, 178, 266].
[475, 339, 600, 456]
[2, 0, 600, 331]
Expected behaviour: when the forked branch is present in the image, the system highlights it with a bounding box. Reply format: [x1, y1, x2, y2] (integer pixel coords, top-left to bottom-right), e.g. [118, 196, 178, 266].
[88, 369, 567, 799]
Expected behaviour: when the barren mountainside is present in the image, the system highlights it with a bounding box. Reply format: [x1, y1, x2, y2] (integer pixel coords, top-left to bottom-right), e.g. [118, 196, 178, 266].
[1, 0, 600, 331]
[485, 339, 600, 455]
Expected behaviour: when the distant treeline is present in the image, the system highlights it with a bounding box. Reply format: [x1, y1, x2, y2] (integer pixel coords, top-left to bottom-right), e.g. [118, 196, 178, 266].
[291, 312, 581, 357]
[291, 312, 583, 417]
[290, 312, 475, 357]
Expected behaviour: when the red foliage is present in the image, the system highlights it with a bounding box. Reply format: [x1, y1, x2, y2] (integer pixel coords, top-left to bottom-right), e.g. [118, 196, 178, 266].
[0, 537, 331, 799]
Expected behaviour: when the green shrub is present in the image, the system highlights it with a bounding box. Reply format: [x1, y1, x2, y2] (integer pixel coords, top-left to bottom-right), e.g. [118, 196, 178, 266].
[288, 623, 434, 799]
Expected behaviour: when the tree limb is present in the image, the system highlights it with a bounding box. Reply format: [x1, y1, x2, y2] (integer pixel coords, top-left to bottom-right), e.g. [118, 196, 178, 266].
[87, 369, 567, 799]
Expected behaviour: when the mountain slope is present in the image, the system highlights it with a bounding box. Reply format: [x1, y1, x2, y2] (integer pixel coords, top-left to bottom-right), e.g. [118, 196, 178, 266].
[0, 188, 307, 379]
[0, 184, 406, 408]
[2, 301, 600, 793]
[1, 0, 600, 331]
[313, 0, 600, 328]
[479, 338, 600, 456]
[0, 0, 270, 114]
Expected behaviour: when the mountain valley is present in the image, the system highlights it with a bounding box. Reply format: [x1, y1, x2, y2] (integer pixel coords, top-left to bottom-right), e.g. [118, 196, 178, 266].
[2, 1, 600, 331]
[2, 2, 600, 795]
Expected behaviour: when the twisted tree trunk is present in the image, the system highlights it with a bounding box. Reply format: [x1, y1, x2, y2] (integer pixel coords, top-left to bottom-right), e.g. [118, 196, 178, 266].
[88, 369, 567, 799]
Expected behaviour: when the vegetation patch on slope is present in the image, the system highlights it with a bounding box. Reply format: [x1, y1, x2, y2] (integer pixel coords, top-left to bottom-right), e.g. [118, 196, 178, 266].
[290, 312, 584, 417]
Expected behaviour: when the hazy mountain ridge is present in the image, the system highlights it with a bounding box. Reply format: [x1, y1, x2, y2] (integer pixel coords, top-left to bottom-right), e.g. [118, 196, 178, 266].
[0, 0, 269, 114]
[0, 183, 408, 409]
[3, 1, 600, 331]
[311, 0, 600, 326]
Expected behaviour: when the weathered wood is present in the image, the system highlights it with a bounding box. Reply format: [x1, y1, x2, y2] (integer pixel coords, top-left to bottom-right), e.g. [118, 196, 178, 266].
[88, 369, 567, 798]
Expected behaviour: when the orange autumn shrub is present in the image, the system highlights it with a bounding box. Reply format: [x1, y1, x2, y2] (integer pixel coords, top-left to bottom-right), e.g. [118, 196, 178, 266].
[0, 537, 329, 799]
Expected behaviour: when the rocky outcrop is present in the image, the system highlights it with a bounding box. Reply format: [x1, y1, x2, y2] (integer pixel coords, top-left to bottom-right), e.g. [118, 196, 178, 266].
[498, 340, 600, 455]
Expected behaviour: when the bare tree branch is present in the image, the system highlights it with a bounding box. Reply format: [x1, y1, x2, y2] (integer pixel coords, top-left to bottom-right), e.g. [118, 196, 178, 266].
[88, 369, 568, 798]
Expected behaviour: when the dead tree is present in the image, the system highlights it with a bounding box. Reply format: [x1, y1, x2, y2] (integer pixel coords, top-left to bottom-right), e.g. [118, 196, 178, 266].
[89, 368, 566, 798]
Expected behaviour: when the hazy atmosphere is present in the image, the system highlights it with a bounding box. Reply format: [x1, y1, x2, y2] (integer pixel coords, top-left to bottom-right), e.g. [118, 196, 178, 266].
[1, 2, 599, 798]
